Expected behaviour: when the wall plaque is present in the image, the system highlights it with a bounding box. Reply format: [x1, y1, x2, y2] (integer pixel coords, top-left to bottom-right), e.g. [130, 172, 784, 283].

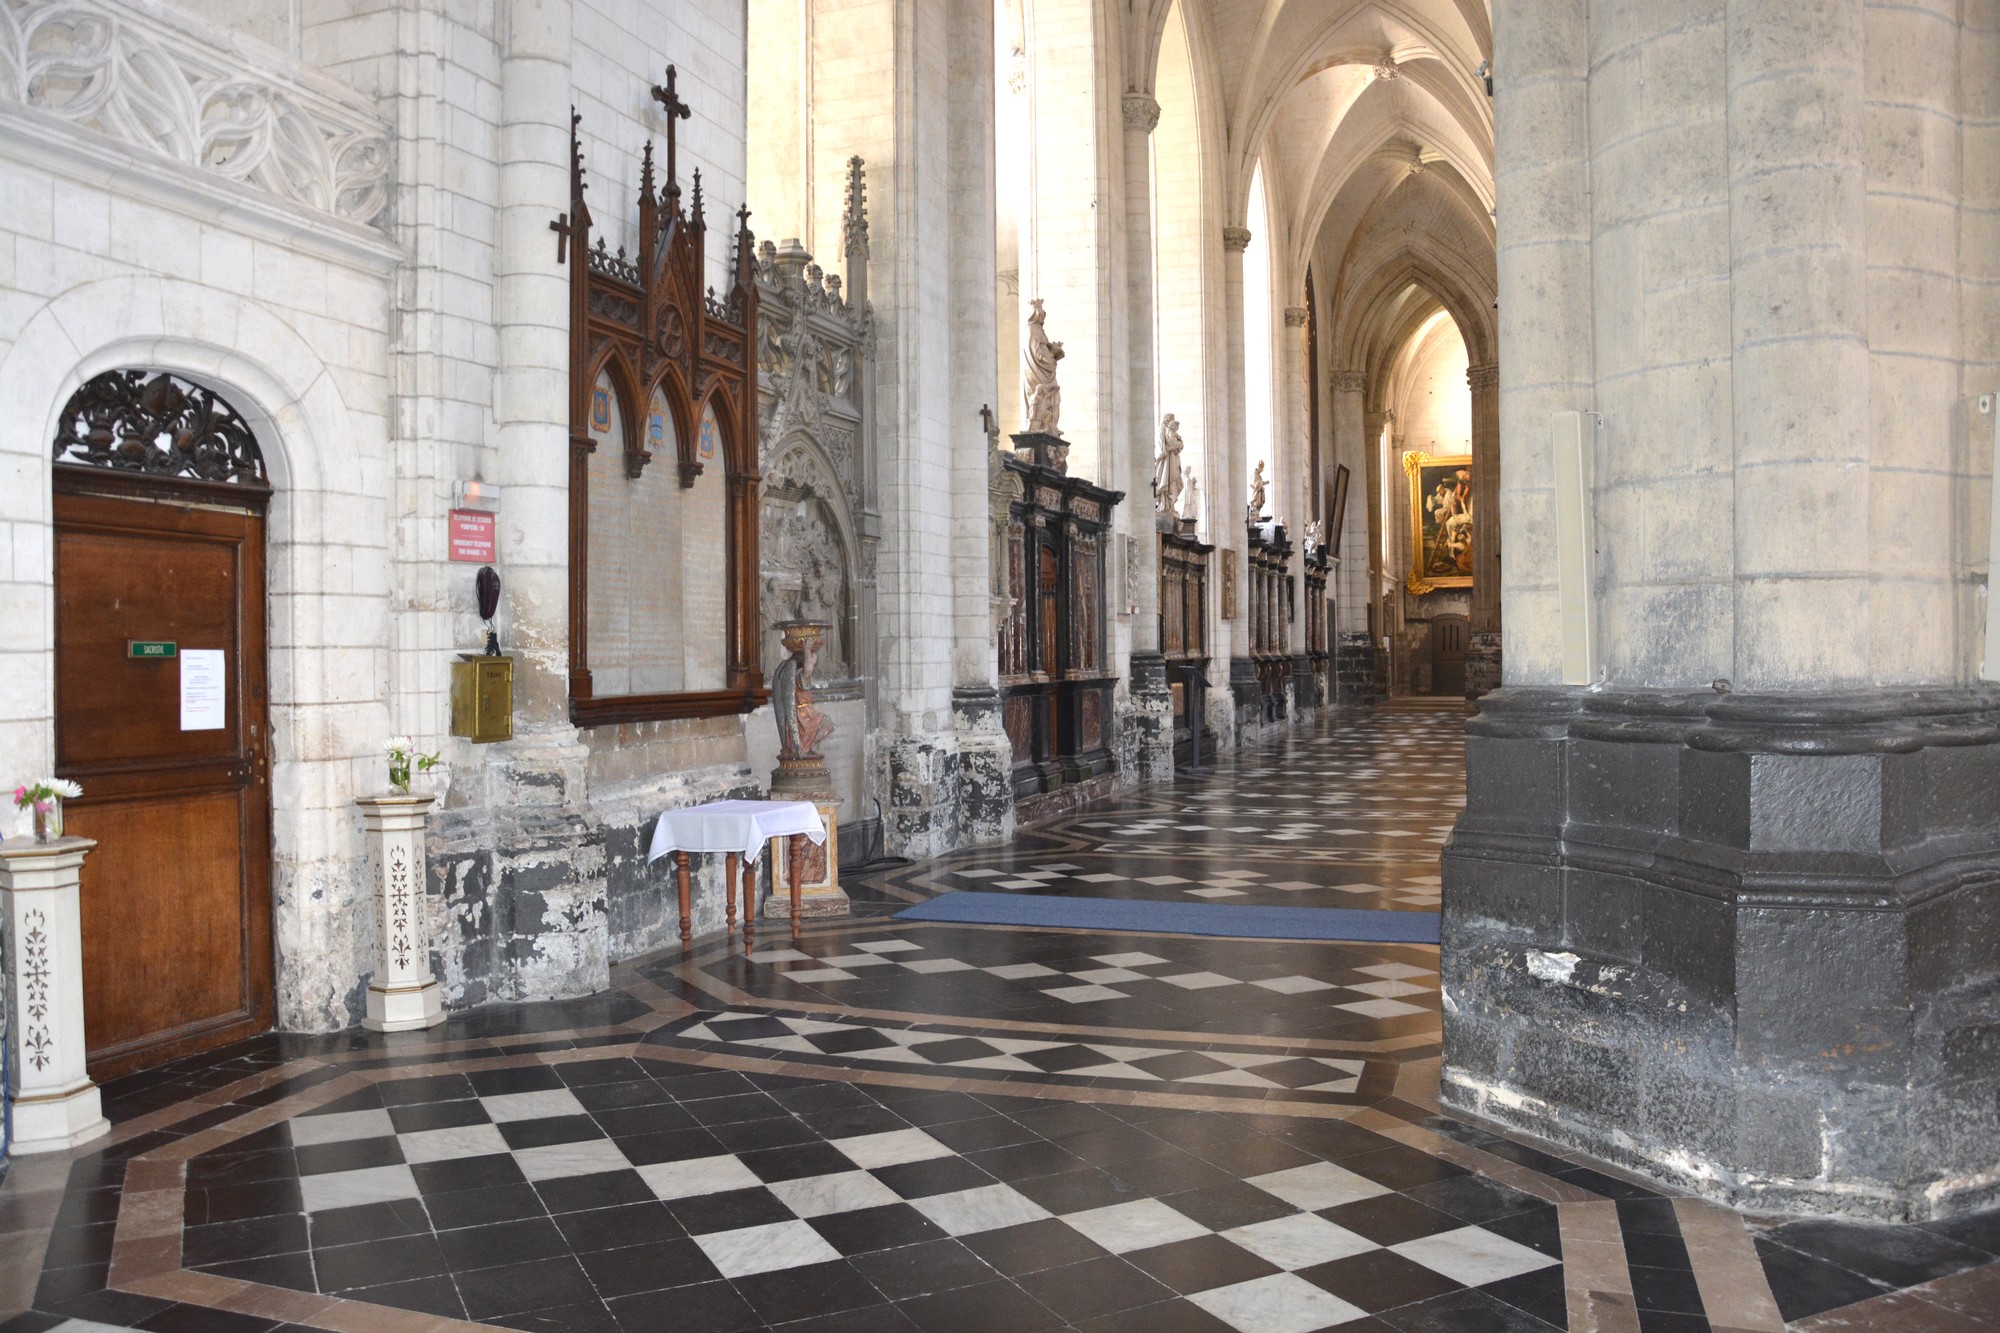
[449, 508, 497, 563]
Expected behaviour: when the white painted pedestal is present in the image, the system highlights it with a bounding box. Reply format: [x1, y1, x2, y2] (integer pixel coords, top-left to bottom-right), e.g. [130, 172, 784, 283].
[355, 794, 445, 1032]
[0, 837, 111, 1153]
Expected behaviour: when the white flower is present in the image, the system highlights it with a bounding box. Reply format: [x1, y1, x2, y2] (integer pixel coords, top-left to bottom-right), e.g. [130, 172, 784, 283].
[46, 778, 82, 799]
[385, 736, 413, 753]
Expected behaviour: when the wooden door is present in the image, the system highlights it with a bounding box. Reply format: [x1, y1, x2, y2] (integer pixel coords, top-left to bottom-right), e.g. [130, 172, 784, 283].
[1432, 614, 1468, 697]
[53, 472, 273, 1078]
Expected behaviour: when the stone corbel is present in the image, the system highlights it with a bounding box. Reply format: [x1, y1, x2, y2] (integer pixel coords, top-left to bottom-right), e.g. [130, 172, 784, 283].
[355, 795, 446, 1031]
[0, 837, 110, 1153]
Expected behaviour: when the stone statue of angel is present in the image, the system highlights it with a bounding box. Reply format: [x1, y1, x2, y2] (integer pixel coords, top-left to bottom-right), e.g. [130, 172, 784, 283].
[1153, 414, 1184, 517]
[1023, 298, 1065, 437]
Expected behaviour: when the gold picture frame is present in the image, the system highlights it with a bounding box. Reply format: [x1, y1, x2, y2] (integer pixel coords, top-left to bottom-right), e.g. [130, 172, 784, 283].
[1404, 451, 1474, 594]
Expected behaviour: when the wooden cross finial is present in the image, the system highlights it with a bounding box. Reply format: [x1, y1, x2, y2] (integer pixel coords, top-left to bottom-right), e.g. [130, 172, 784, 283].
[650, 65, 692, 195]
[550, 213, 573, 263]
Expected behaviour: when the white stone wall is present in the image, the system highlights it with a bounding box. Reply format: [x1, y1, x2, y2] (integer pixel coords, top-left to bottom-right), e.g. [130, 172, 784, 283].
[1495, 0, 1999, 691]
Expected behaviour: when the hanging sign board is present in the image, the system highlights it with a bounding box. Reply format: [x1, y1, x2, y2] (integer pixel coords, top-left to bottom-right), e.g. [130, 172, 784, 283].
[449, 508, 497, 563]
[128, 640, 177, 659]
[179, 649, 227, 731]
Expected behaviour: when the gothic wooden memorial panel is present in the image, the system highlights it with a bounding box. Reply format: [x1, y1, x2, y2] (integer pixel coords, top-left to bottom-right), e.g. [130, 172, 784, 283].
[558, 70, 764, 726]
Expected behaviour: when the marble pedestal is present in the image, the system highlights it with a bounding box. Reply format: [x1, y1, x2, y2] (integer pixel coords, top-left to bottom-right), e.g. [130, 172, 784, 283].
[355, 794, 446, 1031]
[0, 837, 110, 1153]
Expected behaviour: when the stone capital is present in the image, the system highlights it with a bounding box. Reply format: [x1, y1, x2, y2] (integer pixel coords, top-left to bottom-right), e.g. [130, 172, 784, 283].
[1121, 92, 1161, 134]
[1221, 225, 1253, 252]
[1335, 370, 1368, 393]
[1283, 306, 1309, 328]
[1465, 362, 1499, 391]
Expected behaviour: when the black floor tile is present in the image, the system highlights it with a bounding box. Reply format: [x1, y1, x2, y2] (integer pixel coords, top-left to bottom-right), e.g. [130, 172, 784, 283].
[1299, 1247, 1461, 1312]
[484, 1298, 623, 1332]
[457, 1253, 601, 1319]
[851, 1237, 998, 1299]
[313, 1231, 451, 1292]
[1017, 1253, 1175, 1322]
[1763, 1216, 1995, 1291]
[195, 1250, 319, 1291]
[962, 1217, 1111, 1276]
[577, 1235, 721, 1297]
[1320, 1192, 1464, 1245]
[437, 1216, 573, 1271]
[609, 1278, 762, 1333]
[1122, 1234, 1281, 1295]
[738, 1139, 855, 1183]
[809, 1202, 951, 1256]
[893, 1277, 1066, 1332]
[1378, 1287, 1563, 1331]
[666, 1184, 795, 1234]
[554, 1198, 684, 1252]
[1069, 1299, 1241, 1333]
[388, 1097, 494, 1132]
[534, 1168, 656, 1214]
[733, 1256, 888, 1323]
[343, 1273, 469, 1319]
[872, 1153, 997, 1200]
[136, 1304, 282, 1333]
[1754, 1235, 1891, 1322]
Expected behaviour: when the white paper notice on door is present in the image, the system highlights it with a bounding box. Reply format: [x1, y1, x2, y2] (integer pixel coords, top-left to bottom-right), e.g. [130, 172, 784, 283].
[179, 649, 226, 731]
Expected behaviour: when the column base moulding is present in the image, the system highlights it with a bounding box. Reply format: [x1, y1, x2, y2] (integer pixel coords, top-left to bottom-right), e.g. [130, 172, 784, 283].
[1443, 685, 2000, 1222]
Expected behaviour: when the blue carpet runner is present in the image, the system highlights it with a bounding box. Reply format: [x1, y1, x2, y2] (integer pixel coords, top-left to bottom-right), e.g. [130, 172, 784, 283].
[894, 892, 1440, 944]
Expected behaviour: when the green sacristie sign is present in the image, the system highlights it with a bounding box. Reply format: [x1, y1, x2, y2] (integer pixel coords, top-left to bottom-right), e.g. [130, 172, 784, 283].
[128, 641, 178, 659]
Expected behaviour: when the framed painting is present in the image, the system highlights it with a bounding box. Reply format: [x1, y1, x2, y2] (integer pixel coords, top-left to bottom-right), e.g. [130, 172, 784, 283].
[1404, 451, 1473, 593]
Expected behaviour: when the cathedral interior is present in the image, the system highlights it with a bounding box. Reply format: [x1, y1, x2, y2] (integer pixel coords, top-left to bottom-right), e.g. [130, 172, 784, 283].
[0, 0, 1995, 1329]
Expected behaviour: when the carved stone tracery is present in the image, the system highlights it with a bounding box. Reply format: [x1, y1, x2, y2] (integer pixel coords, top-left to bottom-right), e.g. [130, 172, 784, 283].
[0, 0, 392, 228]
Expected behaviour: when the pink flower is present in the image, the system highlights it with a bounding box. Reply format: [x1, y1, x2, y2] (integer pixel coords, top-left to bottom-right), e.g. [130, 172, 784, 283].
[11, 787, 22, 804]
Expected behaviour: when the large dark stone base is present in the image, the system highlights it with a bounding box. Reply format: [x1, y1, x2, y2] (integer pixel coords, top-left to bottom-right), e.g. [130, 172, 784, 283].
[1442, 686, 2000, 1221]
[1465, 631, 1501, 702]
[1335, 633, 1381, 709]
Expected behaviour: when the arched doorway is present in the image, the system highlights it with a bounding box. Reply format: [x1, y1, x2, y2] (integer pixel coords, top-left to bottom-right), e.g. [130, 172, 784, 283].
[51, 370, 274, 1078]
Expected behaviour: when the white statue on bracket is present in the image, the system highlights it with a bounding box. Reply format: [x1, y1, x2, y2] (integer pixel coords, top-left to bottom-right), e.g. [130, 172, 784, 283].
[1022, 298, 1065, 436]
[1154, 414, 1185, 518]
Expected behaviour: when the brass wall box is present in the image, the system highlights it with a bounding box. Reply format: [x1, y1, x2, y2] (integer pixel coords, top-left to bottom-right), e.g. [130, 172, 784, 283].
[450, 654, 514, 743]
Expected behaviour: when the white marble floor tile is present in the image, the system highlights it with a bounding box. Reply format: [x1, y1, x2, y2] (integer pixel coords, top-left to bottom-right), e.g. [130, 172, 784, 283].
[481, 1088, 587, 1123]
[1354, 962, 1433, 980]
[1222, 1214, 1378, 1270]
[900, 958, 977, 974]
[1070, 967, 1147, 984]
[1093, 953, 1169, 967]
[300, 1164, 422, 1213]
[909, 1184, 1052, 1236]
[829, 1128, 953, 1168]
[765, 1170, 903, 1218]
[1041, 984, 1129, 1003]
[1251, 976, 1338, 994]
[288, 1109, 396, 1146]
[986, 962, 1061, 979]
[1188, 1273, 1369, 1333]
[853, 939, 924, 953]
[1391, 1225, 1559, 1286]
[1345, 979, 1430, 998]
[637, 1153, 763, 1200]
[1060, 1199, 1211, 1254]
[396, 1123, 511, 1164]
[1335, 997, 1429, 1018]
[1247, 1163, 1391, 1211]
[511, 1139, 632, 1182]
[692, 1219, 842, 1278]
[1158, 972, 1240, 990]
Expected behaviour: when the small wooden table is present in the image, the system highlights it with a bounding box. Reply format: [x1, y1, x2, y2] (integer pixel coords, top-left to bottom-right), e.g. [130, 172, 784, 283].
[645, 799, 827, 946]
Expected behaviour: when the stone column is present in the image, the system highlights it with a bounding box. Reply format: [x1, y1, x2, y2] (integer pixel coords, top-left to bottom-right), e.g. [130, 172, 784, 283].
[1465, 361, 1500, 698]
[355, 795, 446, 1031]
[1121, 91, 1173, 783]
[1331, 371, 1374, 706]
[946, 0, 1015, 841]
[1218, 224, 1255, 740]
[1448, 0, 2000, 1221]
[1281, 306, 1312, 721]
[0, 838, 109, 1154]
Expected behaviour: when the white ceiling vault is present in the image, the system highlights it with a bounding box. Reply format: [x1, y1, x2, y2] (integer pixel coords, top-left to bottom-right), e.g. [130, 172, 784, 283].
[1130, 0, 1496, 386]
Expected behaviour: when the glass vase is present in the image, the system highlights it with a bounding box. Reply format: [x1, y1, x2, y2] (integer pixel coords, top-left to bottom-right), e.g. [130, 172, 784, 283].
[389, 761, 411, 794]
[32, 798, 61, 844]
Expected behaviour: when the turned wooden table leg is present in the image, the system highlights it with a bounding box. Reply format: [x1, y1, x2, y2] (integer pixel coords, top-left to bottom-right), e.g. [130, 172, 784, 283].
[724, 853, 738, 936]
[741, 854, 756, 948]
[675, 850, 693, 951]
[788, 833, 804, 940]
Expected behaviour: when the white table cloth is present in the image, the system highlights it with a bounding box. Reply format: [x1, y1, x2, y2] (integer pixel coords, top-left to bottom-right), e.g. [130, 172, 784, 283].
[647, 798, 826, 865]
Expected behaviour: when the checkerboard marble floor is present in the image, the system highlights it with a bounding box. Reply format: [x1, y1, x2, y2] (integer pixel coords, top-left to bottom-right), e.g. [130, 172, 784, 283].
[2, 704, 1994, 1333]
